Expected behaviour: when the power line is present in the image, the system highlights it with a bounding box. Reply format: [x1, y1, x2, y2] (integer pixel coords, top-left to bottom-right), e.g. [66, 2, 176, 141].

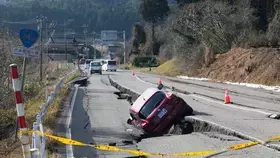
[0, 18, 38, 24]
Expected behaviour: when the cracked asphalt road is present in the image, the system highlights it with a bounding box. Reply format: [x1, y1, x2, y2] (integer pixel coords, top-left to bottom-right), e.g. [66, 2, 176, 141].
[68, 70, 280, 158]
[109, 71, 280, 141]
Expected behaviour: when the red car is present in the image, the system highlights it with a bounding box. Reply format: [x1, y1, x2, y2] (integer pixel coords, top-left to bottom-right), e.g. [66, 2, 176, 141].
[127, 84, 193, 136]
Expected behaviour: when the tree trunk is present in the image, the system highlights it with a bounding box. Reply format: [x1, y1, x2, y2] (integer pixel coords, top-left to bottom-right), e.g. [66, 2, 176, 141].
[152, 22, 155, 55]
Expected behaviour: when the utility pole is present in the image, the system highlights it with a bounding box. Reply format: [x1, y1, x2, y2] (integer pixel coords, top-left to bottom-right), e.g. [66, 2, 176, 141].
[123, 31, 126, 65]
[93, 32, 96, 59]
[83, 24, 89, 58]
[39, 17, 43, 81]
[64, 20, 67, 61]
[37, 15, 47, 81]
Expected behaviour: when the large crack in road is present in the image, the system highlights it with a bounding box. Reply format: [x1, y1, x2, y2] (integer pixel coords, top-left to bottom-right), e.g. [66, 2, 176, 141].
[65, 70, 280, 158]
[107, 71, 280, 158]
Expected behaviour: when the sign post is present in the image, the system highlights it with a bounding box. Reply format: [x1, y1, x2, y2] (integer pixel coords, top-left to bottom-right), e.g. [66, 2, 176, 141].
[14, 29, 39, 158]
[18, 29, 39, 91]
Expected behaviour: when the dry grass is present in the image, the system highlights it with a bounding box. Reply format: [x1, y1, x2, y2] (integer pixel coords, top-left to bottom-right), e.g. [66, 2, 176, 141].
[126, 58, 182, 77]
[66, 71, 81, 82]
[0, 62, 77, 158]
[197, 47, 280, 86]
[43, 84, 69, 154]
[127, 48, 280, 86]
[152, 59, 182, 77]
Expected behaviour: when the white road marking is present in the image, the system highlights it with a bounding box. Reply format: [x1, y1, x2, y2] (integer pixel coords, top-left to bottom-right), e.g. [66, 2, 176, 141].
[190, 94, 272, 116]
[66, 84, 79, 158]
[135, 73, 273, 116]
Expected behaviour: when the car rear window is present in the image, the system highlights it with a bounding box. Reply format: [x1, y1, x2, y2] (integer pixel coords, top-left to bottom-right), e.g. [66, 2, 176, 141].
[139, 91, 166, 119]
[108, 61, 116, 65]
[91, 62, 101, 66]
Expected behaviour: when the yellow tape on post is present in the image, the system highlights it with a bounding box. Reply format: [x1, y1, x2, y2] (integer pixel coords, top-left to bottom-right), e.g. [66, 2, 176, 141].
[34, 130, 87, 146]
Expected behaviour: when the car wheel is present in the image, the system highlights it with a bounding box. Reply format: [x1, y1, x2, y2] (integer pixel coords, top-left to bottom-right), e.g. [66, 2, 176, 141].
[127, 118, 132, 125]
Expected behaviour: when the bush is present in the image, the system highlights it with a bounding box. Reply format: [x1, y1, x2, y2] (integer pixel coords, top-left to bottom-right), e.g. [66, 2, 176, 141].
[132, 56, 159, 67]
[24, 82, 42, 98]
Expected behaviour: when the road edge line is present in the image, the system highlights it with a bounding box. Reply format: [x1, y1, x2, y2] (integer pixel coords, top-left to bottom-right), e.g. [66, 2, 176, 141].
[66, 84, 79, 158]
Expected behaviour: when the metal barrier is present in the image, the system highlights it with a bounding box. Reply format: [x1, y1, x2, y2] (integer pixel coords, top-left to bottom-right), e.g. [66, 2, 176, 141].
[30, 69, 78, 158]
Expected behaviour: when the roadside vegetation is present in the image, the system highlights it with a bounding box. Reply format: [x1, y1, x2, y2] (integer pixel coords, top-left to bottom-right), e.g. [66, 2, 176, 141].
[0, 30, 78, 157]
[126, 0, 280, 86]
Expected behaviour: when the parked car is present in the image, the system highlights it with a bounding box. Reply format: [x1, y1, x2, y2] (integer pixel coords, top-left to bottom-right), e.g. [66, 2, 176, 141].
[89, 61, 102, 75]
[84, 59, 93, 69]
[102, 60, 117, 71]
[127, 84, 193, 136]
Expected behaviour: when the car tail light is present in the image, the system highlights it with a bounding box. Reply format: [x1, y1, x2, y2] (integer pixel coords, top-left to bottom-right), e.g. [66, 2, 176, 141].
[141, 119, 149, 127]
[166, 92, 173, 99]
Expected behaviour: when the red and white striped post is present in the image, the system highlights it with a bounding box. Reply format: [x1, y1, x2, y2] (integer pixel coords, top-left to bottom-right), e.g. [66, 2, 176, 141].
[10, 64, 31, 158]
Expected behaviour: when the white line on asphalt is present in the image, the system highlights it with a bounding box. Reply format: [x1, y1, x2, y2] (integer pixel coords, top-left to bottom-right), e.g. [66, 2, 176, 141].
[135, 75, 157, 87]
[66, 84, 79, 158]
[135, 74, 273, 116]
[190, 94, 272, 116]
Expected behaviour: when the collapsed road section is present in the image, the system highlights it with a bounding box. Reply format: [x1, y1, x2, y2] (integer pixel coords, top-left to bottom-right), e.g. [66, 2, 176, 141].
[108, 72, 280, 157]
[52, 70, 280, 157]
[108, 71, 280, 144]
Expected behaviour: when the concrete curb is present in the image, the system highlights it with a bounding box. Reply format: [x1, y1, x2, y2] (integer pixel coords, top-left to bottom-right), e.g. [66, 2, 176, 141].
[108, 75, 140, 102]
[107, 75, 280, 152]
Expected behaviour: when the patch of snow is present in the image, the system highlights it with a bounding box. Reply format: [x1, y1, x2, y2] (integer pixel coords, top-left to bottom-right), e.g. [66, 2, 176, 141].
[177, 76, 280, 93]
[177, 76, 210, 81]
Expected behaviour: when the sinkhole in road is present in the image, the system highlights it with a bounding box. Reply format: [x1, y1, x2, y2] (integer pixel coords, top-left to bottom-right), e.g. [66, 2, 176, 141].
[113, 91, 196, 140]
[108, 76, 264, 145]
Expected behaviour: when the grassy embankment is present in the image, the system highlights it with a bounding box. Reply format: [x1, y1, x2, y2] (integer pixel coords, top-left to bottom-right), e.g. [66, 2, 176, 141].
[119, 58, 182, 77]
[123, 48, 280, 86]
[0, 63, 80, 158]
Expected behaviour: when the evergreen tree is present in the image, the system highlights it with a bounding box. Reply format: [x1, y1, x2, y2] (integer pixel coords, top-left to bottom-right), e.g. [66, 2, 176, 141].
[139, 0, 169, 55]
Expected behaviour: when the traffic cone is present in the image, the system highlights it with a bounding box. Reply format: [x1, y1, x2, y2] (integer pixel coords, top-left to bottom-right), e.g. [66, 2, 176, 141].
[132, 71, 135, 77]
[224, 88, 231, 104]
[158, 78, 162, 85]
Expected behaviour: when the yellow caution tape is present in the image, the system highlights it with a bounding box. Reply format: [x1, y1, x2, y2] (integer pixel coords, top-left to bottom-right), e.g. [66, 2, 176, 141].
[46, 133, 87, 146]
[92, 145, 122, 152]
[121, 149, 152, 156]
[228, 142, 260, 150]
[267, 136, 280, 142]
[167, 150, 216, 157]
[21, 130, 280, 157]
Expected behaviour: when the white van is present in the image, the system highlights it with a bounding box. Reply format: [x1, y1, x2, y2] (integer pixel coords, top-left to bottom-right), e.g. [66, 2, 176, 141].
[89, 60, 102, 75]
[102, 60, 117, 71]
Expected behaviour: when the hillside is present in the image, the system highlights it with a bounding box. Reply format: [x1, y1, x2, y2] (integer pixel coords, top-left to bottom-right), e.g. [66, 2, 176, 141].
[190, 48, 280, 85]
[0, 0, 140, 37]
[127, 0, 280, 86]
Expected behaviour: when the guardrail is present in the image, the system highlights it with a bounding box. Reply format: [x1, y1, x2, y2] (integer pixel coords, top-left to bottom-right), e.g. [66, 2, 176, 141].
[31, 70, 78, 158]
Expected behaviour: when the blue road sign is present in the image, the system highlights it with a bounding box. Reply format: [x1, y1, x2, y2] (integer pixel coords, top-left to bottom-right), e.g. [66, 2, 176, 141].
[19, 29, 39, 48]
